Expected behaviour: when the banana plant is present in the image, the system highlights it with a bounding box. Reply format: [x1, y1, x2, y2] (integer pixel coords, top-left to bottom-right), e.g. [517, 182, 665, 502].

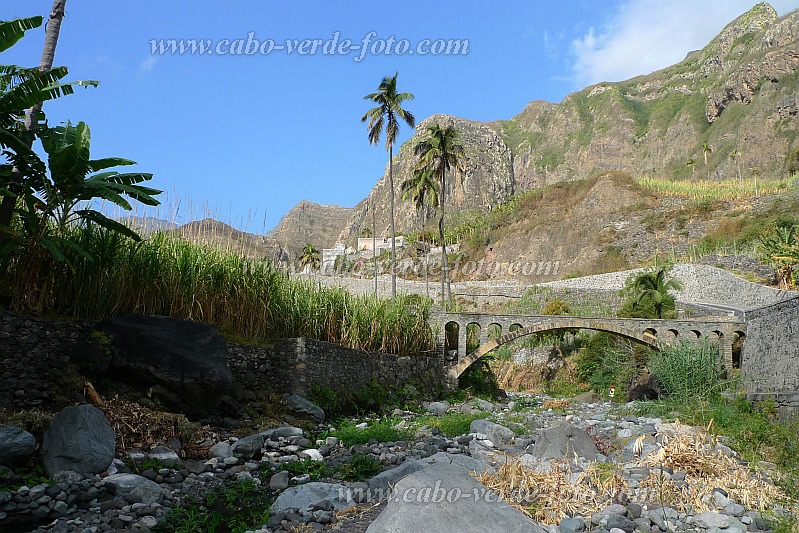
[1, 121, 160, 263]
[0, 15, 98, 230]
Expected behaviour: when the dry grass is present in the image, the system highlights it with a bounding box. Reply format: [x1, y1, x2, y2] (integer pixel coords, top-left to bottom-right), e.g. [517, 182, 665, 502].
[478, 458, 625, 524]
[638, 420, 787, 512]
[101, 397, 208, 454]
[478, 420, 793, 525]
[636, 177, 794, 201]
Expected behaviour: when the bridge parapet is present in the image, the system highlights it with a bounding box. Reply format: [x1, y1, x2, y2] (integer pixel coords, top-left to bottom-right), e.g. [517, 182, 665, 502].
[431, 311, 745, 378]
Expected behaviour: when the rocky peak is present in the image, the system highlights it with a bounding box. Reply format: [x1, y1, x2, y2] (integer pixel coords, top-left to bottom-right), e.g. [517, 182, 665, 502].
[337, 114, 515, 245]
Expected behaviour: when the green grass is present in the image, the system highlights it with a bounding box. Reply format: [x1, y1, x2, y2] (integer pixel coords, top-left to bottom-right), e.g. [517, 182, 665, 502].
[154, 477, 272, 533]
[334, 418, 413, 445]
[1, 224, 435, 356]
[413, 412, 489, 437]
[648, 341, 725, 402]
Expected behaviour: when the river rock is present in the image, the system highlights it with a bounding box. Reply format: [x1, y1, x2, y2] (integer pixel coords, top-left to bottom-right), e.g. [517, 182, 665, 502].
[527, 421, 599, 460]
[0, 425, 35, 465]
[40, 405, 115, 476]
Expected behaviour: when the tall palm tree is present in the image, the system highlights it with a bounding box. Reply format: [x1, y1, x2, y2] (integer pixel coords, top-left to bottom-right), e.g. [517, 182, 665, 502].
[361, 72, 414, 299]
[414, 123, 465, 305]
[729, 149, 742, 186]
[702, 142, 712, 180]
[632, 267, 683, 319]
[401, 166, 439, 297]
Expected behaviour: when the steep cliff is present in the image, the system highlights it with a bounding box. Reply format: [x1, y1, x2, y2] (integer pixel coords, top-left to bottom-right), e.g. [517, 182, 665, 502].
[337, 114, 515, 243]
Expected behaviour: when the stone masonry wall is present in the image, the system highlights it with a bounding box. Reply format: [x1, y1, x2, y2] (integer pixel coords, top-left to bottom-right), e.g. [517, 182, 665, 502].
[0, 312, 94, 410]
[741, 296, 799, 419]
[0, 312, 449, 413]
[226, 338, 449, 404]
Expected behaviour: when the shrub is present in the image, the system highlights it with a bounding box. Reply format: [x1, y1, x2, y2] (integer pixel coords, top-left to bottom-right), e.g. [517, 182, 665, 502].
[337, 453, 383, 481]
[647, 341, 724, 402]
[575, 332, 636, 397]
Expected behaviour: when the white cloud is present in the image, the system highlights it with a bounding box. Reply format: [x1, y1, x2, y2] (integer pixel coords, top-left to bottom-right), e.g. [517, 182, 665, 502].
[137, 55, 158, 75]
[569, 0, 799, 87]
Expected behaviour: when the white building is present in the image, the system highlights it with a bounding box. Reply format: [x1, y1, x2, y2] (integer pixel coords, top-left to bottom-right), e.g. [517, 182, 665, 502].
[357, 236, 406, 253]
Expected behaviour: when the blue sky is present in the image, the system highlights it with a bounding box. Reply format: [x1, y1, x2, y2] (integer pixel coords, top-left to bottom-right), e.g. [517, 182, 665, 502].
[5, 1, 799, 232]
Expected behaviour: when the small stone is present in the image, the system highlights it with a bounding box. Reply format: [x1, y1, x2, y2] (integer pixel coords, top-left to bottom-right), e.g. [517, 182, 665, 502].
[560, 516, 586, 533]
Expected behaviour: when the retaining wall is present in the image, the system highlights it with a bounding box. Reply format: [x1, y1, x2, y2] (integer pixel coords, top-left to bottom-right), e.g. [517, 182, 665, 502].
[741, 296, 799, 419]
[0, 312, 449, 415]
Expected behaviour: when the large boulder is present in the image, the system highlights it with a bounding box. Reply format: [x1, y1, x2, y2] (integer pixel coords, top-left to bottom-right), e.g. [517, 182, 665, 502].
[96, 315, 232, 418]
[40, 405, 115, 477]
[527, 422, 599, 461]
[0, 425, 36, 465]
[104, 473, 168, 504]
[285, 393, 325, 422]
[365, 463, 545, 532]
[469, 419, 516, 448]
[270, 482, 356, 513]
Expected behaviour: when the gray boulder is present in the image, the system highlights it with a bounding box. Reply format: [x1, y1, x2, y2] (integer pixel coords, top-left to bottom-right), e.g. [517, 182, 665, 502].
[426, 401, 450, 416]
[527, 422, 599, 460]
[104, 473, 167, 504]
[365, 463, 545, 532]
[368, 459, 430, 494]
[419, 452, 496, 475]
[0, 425, 35, 465]
[209, 441, 232, 459]
[469, 419, 515, 447]
[40, 405, 115, 477]
[285, 394, 325, 422]
[231, 434, 264, 459]
[262, 426, 304, 439]
[147, 445, 181, 466]
[270, 482, 355, 513]
[96, 314, 232, 419]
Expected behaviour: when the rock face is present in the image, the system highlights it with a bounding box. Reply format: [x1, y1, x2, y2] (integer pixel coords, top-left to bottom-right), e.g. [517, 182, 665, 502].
[337, 114, 516, 243]
[97, 315, 232, 418]
[269, 200, 354, 255]
[501, 4, 799, 188]
[40, 405, 115, 476]
[365, 463, 545, 533]
[0, 425, 35, 465]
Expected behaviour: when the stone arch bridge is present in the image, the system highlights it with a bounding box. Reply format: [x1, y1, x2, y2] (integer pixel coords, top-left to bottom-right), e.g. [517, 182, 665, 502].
[430, 311, 746, 379]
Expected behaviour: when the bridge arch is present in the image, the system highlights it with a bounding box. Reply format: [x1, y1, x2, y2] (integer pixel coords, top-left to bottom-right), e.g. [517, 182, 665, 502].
[450, 320, 661, 378]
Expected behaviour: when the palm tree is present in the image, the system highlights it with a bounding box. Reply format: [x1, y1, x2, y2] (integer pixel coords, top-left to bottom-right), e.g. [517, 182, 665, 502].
[299, 243, 320, 271]
[729, 149, 742, 186]
[401, 166, 439, 297]
[361, 72, 415, 299]
[414, 123, 465, 305]
[702, 142, 712, 180]
[685, 158, 695, 178]
[632, 267, 683, 319]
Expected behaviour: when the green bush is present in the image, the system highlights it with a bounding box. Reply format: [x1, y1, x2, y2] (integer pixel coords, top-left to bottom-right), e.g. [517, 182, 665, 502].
[648, 340, 724, 402]
[337, 453, 383, 481]
[575, 332, 636, 397]
[459, 360, 504, 398]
